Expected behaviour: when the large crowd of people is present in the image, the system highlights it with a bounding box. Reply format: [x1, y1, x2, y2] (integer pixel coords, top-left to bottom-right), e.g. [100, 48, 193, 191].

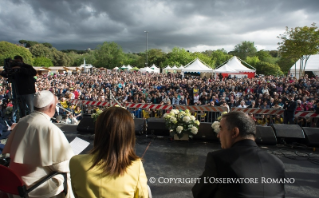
[0, 68, 318, 126]
[0, 60, 318, 197]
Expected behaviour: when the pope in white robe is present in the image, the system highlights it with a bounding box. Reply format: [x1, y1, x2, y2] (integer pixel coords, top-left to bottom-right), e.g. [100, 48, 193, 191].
[3, 90, 75, 198]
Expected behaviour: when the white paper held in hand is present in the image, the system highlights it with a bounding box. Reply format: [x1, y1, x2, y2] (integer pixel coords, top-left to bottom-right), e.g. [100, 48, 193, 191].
[69, 137, 90, 155]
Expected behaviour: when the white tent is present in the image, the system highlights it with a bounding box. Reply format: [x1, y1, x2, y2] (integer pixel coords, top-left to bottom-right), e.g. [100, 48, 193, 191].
[139, 67, 155, 73]
[290, 54, 319, 79]
[113, 67, 119, 70]
[163, 65, 172, 73]
[214, 56, 255, 78]
[182, 58, 214, 73]
[225, 56, 255, 72]
[121, 65, 127, 69]
[126, 65, 133, 70]
[172, 65, 178, 69]
[150, 64, 160, 73]
[150, 64, 157, 69]
[214, 64, 238, 73]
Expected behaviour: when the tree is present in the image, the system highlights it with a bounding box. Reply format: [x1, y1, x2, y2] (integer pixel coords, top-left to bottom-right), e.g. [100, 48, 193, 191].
[209, 49, 233, 67]
[29, 44, 52, 58]
[255, 61, 283, 76]
[51, 48, 72, 66]
[148, 49, 166, 68]
[42, 42, 53, 48]
[232, 41, 257, 60]
[162, 47, 193, 67]
[246, 56, 260, 66]
[278, 23, 319, 77]
[33, 57, 53, 67]
[0, 41, 33, 65]
[94, 42, 125, 68]
[191, 52, 214, 68]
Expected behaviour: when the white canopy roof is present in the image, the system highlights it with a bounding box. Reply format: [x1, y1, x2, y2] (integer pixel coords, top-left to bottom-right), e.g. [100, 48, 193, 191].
[290, 54, 319, 78]
[290, 54, 319, 72]
[182, 58, 213, 73]
[113, 67, 119, 70]
[225, 56, 255, 72]
[126, 65, 132, 69]
[150, 64, 158, 69]
[172, 65, 178, 69]
[214, 64, 238, 73]
[164, 65, 171, 69]
[121, 65, 127, 68]
[139, 67, 154, 73]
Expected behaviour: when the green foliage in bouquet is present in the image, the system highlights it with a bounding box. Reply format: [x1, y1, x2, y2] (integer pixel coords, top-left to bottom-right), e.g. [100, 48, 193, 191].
[163, 109, 200, 139]
[91, 109, 103, 122]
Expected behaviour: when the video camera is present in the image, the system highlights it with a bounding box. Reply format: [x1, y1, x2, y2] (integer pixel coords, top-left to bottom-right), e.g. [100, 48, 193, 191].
[3, 58, 23, 77]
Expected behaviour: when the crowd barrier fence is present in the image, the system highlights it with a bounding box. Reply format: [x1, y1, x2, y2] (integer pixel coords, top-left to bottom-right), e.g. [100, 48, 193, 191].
[68, 99, 319, 126]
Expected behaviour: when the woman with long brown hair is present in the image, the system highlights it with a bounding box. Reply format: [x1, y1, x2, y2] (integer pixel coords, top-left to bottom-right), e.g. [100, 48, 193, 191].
[70, 107, 149, 198]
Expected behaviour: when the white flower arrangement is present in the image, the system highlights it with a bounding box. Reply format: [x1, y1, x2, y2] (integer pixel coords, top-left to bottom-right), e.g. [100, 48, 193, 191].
[211, 121, 221, 133]
[211, 111, 228, 133]
[163, 109, 200, 139]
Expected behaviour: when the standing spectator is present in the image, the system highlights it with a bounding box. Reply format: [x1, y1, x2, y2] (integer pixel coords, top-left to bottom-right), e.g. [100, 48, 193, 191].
[283, 94, 297, 124]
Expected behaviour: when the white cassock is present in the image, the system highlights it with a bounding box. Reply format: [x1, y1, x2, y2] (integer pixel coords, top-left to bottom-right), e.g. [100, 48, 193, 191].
[3, 111, 75, 198]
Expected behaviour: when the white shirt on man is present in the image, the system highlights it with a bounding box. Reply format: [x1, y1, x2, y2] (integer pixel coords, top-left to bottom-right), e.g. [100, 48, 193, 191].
[3, 111, 75, 198]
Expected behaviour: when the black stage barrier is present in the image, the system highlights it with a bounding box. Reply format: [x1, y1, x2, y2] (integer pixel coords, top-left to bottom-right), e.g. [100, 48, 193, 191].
[255, 126, 277, 145]
[147, 118, 170, 136]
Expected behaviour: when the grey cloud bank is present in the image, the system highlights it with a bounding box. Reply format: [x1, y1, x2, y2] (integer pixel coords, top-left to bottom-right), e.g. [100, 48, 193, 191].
[0, 0, 318, 52]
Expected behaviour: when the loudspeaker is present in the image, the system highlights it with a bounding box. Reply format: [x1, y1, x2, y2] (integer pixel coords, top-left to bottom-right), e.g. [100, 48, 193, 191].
[193, 122, 218, 141]
[77, 115, 95, 134]
[272, 124, 305, 139]
[302, 127, 319, 146]
[147, 118, 169, 136]
[255, 126, 277, 145]
[134, 118, 146, 135]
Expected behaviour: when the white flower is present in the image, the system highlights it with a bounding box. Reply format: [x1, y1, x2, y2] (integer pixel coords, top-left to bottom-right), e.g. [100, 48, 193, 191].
[176, 126, 183, 134]
[190, 126, 198, 134]
[170, 117, 177, 123]
[211, 121, 220, 133]
[163, 113, 170, 119]
[183, 116, 191, 123]
[190, 116, 195, 121]
[171, 109, 179, 114]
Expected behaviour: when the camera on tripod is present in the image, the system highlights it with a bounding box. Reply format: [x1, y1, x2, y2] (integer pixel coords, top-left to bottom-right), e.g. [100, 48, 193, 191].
[3, 58, 23, 77]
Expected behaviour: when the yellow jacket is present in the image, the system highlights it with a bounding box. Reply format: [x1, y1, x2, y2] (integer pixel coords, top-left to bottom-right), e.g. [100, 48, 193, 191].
[69, 154, 148, 198]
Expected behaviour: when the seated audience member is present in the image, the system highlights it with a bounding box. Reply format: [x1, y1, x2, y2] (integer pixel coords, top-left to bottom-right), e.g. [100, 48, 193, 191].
[3, 90, 74, 198]
[273, 114, 284, 124]
[257, 114, 268, 126]
[192, 111, 285, 198]
[69, 107, 149, 198]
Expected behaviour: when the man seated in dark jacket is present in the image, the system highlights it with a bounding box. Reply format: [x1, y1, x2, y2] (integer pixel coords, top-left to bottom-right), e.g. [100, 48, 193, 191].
[192, 111, 285, 198]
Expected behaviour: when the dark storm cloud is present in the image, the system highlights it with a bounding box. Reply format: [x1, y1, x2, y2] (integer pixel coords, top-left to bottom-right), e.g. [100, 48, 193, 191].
[0, 0, 318, 52]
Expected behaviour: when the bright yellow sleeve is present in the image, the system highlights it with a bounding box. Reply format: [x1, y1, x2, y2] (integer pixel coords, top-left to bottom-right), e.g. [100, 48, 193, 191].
[134, 161, 149, 198]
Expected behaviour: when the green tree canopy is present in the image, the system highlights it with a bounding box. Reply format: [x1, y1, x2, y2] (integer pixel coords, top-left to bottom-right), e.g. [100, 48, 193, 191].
[29, 44, 52, 58]
[0, 41, 33, 65]
[162, 47, 193, 67]
[51, 48, 72, 66]
[255, 61, 283, 76]
[94, 42, 125, 68]
[33, 57, 53, 67]
[209, 49, 233, 67]
[231, 41, 257, 60]
[278, 23, 319, 76]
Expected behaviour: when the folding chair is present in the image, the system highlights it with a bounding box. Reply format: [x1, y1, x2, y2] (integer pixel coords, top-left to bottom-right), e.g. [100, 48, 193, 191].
[0, 165, 67, 198]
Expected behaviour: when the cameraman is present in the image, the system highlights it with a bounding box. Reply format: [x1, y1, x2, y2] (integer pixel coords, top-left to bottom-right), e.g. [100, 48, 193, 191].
[1, 56, 36, 122]
[283, 94, 297, 124]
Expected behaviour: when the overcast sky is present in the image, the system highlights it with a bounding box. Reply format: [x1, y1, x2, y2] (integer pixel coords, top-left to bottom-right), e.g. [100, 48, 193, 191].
[0, 0, 318, 53]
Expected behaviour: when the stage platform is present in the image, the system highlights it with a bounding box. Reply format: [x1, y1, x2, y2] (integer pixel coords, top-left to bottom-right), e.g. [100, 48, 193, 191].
[57, 124, 319, 198]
